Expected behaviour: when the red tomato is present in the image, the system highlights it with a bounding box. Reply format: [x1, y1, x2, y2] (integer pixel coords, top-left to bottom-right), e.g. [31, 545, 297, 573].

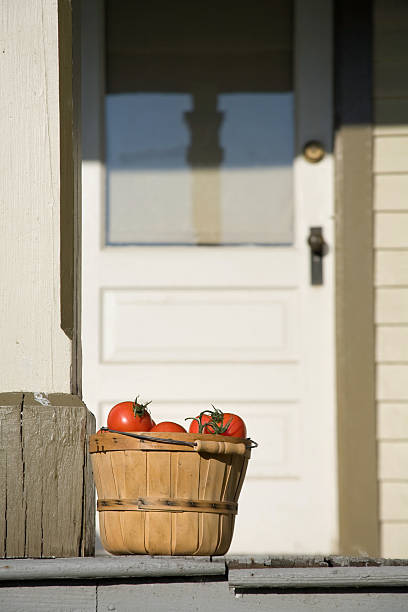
[188, 412, 213, 434]
[107, 397, 153, 432]
[217, 413, 246, 438]
[187, 407, 246, 438]
[150, 422, 187, 433]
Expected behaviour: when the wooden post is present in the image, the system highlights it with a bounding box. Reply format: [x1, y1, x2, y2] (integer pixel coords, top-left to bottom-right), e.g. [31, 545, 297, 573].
[0, 0, 95, 556]
[0, 393, 95, 558]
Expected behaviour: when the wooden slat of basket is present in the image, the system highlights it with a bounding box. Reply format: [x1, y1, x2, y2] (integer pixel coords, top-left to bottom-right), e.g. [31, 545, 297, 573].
[216, 453, 234, 555]
[145, 452, 172, 555]
[216, 453, 246, 554]
[109, 451, 130, 554]
[122, 449, 147, 553]
[233, 455, 249, 502]
[196, 455, 227, 555]
[170, 452, 200, 555]
[97, 452, 124, 555]
[97, 497, 237, 514]
[90, 450, 107, 548]
[196, 454, 210, 555]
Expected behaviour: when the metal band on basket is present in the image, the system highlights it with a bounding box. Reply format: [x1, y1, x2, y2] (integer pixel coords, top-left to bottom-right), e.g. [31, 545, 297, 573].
[97, 497, 238, 515]
[98, 427, 257, 450]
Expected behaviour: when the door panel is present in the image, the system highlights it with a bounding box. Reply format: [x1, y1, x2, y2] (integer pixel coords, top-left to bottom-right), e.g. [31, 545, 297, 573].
[82, 0, 337, 553]
[101, 288, 299, 363]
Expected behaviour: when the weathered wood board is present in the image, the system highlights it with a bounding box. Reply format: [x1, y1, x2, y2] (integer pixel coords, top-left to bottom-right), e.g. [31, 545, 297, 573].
[98, 581, 408, 612]
[1, 582, 408, 612]
[0, 556, 226, 581]
[229, 566, 408, 589]
[0, 585, 96, 612]
[0, 557, 408, 611]
[0, 393, 25, 558]
[0, 393, 95, 558]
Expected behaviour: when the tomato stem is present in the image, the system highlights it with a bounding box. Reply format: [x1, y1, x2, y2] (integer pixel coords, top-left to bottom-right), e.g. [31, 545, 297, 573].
[185, 410, 212, 433]
[132, 395, 152, 417]
[186, 406, 233, 434]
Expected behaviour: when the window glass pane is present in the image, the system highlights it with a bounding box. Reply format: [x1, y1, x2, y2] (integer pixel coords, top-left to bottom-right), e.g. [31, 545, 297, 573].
[105, 0, 293, 246]
[106, 92, 293, 245]
[219, 93, 293, 244]
[107, 94, 194, 244]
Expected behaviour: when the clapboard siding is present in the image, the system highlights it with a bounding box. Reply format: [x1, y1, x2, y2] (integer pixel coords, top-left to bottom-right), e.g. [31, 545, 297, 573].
[375, 251, 408, 286]
[374, 0, 408, 558]
[377, 365, 408, 401]
[377, 403, 408, 439]
[374, 63, 408, 98]
[376, 288, 408, 322]
[376, 327, 408, 362]
[374, 137, 408, 173]
[374, 100, 408, 136]
[381, 523, 408, 559]
[375, 32, 408, 63]
[374, 175, 408, 210]
[378, 441, 408, 480]
[375, 213, 408, 248]
[380, 483, 408, 520]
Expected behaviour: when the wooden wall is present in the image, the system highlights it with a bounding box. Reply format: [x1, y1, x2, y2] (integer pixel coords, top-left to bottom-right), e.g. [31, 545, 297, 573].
[374, 0, 408, 557]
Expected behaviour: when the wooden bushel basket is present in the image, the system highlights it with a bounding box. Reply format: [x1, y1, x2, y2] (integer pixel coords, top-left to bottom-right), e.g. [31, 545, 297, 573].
[89, 430, 253, 556]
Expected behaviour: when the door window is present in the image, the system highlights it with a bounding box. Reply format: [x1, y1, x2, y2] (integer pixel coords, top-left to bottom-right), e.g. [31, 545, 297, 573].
[105, 1, 294, 245]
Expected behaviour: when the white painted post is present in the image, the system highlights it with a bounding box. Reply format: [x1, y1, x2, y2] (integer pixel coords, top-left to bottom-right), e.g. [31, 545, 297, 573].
[0, 0, 95, 557]
[0, 0, 72, 392]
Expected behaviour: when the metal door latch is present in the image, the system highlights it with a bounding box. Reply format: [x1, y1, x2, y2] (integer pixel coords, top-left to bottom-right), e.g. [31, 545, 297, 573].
[307, 227, 327, 285]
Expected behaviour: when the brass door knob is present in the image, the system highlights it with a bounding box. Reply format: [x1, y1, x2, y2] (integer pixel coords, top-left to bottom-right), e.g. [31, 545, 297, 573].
[303, 140, 325, 163]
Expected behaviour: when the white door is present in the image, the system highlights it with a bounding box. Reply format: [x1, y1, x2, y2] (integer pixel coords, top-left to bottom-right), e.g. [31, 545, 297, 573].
[82, 0, 337, 554]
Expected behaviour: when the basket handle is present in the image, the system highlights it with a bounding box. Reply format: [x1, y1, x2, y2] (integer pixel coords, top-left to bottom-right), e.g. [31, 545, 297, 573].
[194, 439, 248, 455]
[99, 428, 257, 452]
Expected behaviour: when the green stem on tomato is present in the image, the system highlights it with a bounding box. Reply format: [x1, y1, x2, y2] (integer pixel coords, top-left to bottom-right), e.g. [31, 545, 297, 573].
[206, 405, 232, 434]
[132, 395, 152, 417]
[185, 410, 209, 433]
[186, 405, 233, 435]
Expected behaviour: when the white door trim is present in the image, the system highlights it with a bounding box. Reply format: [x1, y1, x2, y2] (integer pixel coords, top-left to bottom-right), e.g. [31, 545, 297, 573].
[294, 0, 337, 551]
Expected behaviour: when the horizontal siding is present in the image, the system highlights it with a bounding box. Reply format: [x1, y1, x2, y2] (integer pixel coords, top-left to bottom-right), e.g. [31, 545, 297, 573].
[375, 212, 408, 248]
[374, 63, 408, 98]
[375, 31, 408, 63]
[374, 100, 408, 136]
[381, 523, 408, 558]
[376, 288, 408, 323]
[377, 365, 408, 401]
[374, 0, 408, 35]
[375, 251, 408, 286]
[378, 441, 408, 479]
[374, 0, 408, 558]
[376, 327, 408, 362]
[374, 175, 408, 210]
[374, 137, 408, 173]
[380, 483, 408, 520]
[377, 403, 408, 439]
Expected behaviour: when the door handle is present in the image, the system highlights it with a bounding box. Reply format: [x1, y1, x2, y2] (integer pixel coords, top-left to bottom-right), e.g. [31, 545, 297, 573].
[307, 227, 327, 286]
